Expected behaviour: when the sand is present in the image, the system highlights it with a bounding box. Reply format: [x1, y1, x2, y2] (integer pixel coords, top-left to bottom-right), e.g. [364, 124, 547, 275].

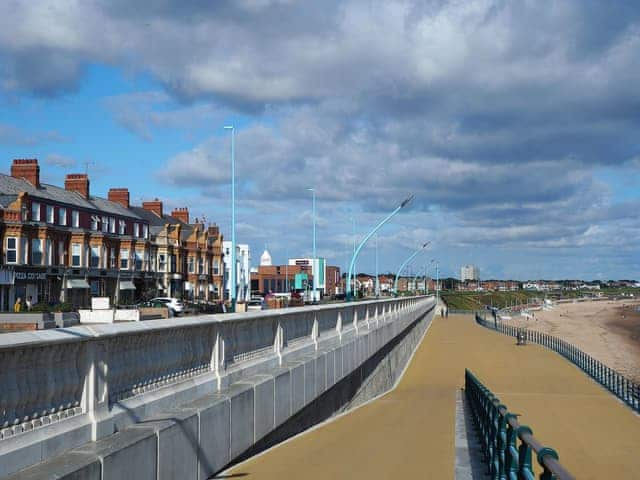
[503, 299, 640, 383]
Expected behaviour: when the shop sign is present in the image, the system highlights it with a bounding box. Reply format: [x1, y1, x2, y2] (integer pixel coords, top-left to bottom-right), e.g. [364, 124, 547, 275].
[15, 271, 48, 281]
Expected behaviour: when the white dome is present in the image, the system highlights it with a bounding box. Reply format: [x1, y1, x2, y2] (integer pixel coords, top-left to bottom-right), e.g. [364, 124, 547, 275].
[260, 249, 272, 266]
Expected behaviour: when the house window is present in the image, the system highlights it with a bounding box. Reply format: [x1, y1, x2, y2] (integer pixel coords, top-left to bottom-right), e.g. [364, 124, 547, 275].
[46, 239, 52, 266]
[102, 216, 109, 233]
[90, 246, 101, 268]
[110, 248, 116, 268]
[120, 249, 129, 269]
[46, 205, 54, 223]
[71, 243, 81, 267]
[135, 251, 143, 270]
[188, 256, 195, 273]
[170, 255, 177, 273]
[59, 208, 67, 226]
[142, 224, 149, 239]
[31, 202, 41, 221]
[198, 257, 204, 274]
[21, 238, 28, 264]
[31, 239, 43, 265]
[58, 240, 65, 265]
[134, 223, 140, 238]
[119, 220, 126, 235]
[72, 210, 79, 228]
[158, 253, 166, 271]
[109, 217, 116, 233]
[212, 260, 219, 275]
[91, 215, 99, 231]
[6, 237, 17, 264]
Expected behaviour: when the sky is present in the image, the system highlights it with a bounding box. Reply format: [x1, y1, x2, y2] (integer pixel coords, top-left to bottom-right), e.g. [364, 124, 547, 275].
[0, 0, 638, 280]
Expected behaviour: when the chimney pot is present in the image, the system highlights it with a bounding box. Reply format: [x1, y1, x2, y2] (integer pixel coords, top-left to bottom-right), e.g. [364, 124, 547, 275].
[143, 199, 163, 218]
[171, 207, 189, 224]
[64, 173, 90, 199]
[108, 188, 130, 208]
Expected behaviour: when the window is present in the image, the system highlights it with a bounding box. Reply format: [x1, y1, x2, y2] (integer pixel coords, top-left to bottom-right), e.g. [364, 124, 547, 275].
[110, 248, 116, 268]
[21, 238, 28, 264]
[102, 216, 109, 233]
[31, 202, 41, 221]
[91, 215, 99, 231]
[144, 250, 150, 270]
[119, 220, 126, 235]
[31, 239, 42, 265]
[109, 217, 116, 233]
[170, 254, 177, 273]
[71, 243, 81, 267]
[6, 237, 17, 264]
[59, 208, 67, 226]
[158, 253, 166, 271]
[58, 240, 65, 265]
[212, 260, 219, 275]
[46, 205, 54, 223]
[198, 257, 204, 274]
[90, 246, 101, 268]
[120, 249, 129, 269]
[188, 256, 195, 273]
[135, 251, 143, 270]
[134, 223, 140, 238]
[142, 224, 149, 239]
[46, 239, 52, 266]
[72, 210, 79, 228]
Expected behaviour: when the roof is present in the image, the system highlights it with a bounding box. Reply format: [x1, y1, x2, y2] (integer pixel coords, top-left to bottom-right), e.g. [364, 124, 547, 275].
[0, 173, 143, 219]
[0, 194, 18, 208]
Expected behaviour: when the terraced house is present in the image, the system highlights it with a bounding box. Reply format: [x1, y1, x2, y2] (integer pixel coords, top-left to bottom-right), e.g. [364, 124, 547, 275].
[0, 159, 225, 311]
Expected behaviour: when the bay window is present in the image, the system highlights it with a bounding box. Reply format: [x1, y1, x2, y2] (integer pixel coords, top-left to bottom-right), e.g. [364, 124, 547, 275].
[5, 237, 17, 264]
[120, 249, 129, 269]
[71, 243, 81, 267]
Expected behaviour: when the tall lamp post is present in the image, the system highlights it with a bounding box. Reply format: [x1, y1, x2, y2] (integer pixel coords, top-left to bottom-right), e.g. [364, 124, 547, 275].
[307, 188, 317, 303]
[393, 241, 431, 294]
[224, 125, 236, 312]
[346, 195, 414, 301]
[375, 233, 379, 298]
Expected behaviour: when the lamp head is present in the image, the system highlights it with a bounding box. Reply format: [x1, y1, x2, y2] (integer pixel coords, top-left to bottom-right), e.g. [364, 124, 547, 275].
[224, 125, 234, 130]
[400, 194, 414, 208]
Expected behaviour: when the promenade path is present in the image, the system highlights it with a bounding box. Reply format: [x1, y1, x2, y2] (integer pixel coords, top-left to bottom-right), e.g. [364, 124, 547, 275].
[224, 314, 640, 479]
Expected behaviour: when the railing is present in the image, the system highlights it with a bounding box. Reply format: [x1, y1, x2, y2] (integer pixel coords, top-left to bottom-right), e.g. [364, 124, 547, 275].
[465, 369, 575, 480]
[475, 313, 640, 413]
[0, 296, 433, 441]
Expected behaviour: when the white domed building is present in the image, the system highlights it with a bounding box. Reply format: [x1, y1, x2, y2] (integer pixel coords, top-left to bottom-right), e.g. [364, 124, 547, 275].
[260, 247, 272, 267]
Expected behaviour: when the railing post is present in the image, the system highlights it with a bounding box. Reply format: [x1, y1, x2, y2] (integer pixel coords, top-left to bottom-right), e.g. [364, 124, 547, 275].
[517, 426, 534, 478]
[84, 340, 112, 441]
[336, 311, 343, 342]
[311, 315, 319, 351]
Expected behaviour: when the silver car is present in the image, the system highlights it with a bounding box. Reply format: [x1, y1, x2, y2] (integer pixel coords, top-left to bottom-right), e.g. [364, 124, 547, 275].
[150, 297, 184, 316]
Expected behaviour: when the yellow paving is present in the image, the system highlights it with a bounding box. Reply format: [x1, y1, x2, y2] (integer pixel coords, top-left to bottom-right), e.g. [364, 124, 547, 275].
[227, 314, 640, 479]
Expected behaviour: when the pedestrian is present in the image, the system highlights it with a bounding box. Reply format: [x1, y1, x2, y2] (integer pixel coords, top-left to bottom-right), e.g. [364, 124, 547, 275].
[440, 308, 444, 318]
[445, 308, 449, 318]
[14, 297, 22, 313]
[26, 296, 33, 311]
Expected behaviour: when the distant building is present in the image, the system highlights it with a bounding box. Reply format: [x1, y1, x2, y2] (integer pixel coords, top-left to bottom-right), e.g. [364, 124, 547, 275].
[461, 264, 479, 282]
[289, 258, 326, 300]
[223, 242, 251, 302]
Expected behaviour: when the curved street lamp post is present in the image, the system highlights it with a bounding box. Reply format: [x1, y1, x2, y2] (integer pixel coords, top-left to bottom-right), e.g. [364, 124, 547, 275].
[393, 241, 431, 295]
[346, 195, 414, 301]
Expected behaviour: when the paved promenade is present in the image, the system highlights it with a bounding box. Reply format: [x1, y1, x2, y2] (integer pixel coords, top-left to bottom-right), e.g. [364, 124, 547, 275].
[225, 314, 640, 479]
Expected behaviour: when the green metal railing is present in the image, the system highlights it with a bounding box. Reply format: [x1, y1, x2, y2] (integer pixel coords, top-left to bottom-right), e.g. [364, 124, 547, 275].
[475, 313, 640, 413]
[465, 369, 575, 480]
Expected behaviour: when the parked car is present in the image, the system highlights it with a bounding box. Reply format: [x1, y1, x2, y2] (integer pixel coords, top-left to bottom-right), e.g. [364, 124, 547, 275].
[149, 297, 184, 316]
[247, 299, 264, 311]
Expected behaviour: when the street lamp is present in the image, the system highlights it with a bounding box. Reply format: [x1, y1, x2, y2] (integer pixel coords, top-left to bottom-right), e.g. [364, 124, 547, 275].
[346, 195, 414, 301]
[224, 125, 236, 312]
[375, 233, 379, 298]
[393, 241, 431, 295]
[307, 187, 317, 303]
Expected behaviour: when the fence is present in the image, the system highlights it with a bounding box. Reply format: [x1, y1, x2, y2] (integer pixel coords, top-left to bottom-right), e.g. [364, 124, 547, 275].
[475, 313, 640, 413]
[465, 369, 575, 480]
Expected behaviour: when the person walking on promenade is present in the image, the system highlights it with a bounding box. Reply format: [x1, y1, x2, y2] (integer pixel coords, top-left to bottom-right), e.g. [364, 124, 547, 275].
[26, 296, 33, 311]
[14, 297, 22, 312]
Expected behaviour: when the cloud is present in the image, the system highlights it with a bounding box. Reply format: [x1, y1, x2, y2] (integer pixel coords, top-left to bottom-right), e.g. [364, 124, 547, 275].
[0, 122, 65, 145]
[1, 0, 639, 278]
[44, 153, 76, 169]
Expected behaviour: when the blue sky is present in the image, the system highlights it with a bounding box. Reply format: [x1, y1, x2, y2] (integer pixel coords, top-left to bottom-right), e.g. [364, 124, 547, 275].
[1, 1, 638, 280]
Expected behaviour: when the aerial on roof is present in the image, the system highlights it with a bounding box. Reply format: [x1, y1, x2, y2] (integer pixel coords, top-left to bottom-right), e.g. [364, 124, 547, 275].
[0, 173, 143, 219]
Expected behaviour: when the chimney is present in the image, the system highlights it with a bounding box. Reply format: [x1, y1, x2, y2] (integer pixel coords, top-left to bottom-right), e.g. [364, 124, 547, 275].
[11, 159, 40, 188]
[208, 224, 219, 237]
[171, 207, 189, 224]
[108, 188, 130, 208]
[65, 174, 90, 199]
[143, 199, 163, 218]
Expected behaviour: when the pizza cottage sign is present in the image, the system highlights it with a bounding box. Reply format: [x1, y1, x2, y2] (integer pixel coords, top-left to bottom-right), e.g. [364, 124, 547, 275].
[15, 271, 48, 281]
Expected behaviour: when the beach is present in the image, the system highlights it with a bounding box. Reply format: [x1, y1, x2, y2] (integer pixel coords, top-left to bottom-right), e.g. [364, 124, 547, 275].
[502, 298, 640, 383]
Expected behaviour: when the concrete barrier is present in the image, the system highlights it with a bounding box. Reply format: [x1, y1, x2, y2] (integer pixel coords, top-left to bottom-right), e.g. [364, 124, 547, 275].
[0, 296, 434, 478]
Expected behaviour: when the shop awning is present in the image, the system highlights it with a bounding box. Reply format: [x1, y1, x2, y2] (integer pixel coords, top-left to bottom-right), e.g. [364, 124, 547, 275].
[66, 279, 90, 289]
[119, 280, 136, 290]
